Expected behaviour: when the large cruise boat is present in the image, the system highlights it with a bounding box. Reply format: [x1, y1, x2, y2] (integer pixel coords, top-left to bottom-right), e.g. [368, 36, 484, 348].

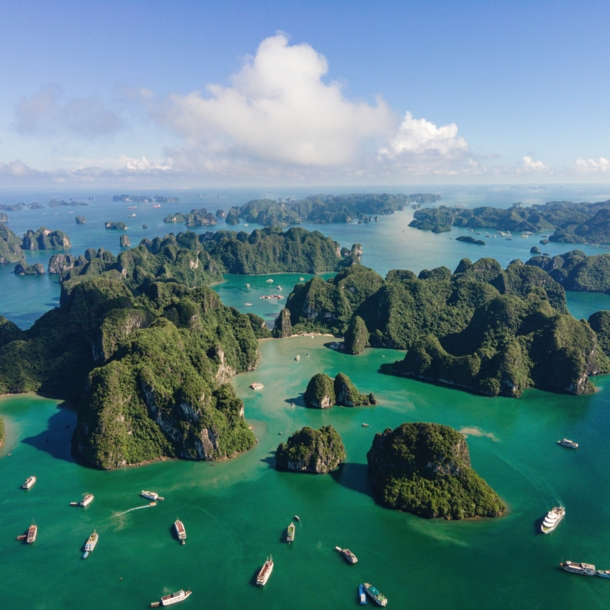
[541, 506, 565, 533]
[557, 438, 578, 449]
[286, 523, 295, 543]
[336, 546, 358, 564]
[22, 476, 36, 489]
[560, 561, 596, 576]
[26, 523, 38, 544]
[174, 519, 186, 544]
[363, 583, 387, 606]
[256, 556, 274, 586]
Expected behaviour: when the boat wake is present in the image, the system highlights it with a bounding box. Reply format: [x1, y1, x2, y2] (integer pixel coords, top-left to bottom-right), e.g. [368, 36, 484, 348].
[113, 504, 156, 517]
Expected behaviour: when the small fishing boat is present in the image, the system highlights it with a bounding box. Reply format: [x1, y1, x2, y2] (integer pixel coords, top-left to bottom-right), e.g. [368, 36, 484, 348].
[294, 515, 300, 521]
[286, 523, 295, 543]
[358, 584, 368, 605]
[597, 569, 610, 578]
[22, 476, 36, 489]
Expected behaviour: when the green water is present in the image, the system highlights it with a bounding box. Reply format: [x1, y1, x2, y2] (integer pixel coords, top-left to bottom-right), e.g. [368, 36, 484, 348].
[2, 336, 610, 609]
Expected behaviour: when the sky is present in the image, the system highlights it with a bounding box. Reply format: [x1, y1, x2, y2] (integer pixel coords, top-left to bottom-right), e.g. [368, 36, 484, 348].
[0, 0, 608, 187]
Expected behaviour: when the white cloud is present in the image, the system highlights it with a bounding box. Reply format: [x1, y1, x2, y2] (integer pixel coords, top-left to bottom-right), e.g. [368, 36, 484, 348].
[575, 156, 610, 173]
[520, 155, 549, 172]
[159, 33, 395, 169]
[118, 155, 173, 172]
[14, 85, 123, 138]
[379, 111, 469, 158]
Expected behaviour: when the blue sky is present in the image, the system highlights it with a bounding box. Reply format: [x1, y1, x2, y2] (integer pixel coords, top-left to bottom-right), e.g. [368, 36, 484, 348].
[0, 0, 608, 186]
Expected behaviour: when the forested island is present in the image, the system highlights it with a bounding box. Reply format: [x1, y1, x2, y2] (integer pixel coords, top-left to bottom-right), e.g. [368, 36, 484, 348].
[0, 223, 71, 265]
[113, 194, 180, 203]
[275, 258, 610, 396]
[276, 425, 346, 473]
[409, 199, 610, 244]
[164, 208, 217, 227]
[303, 372, 376, 408]
[367, 423, 505, 519]
[223, 193, 440, 227]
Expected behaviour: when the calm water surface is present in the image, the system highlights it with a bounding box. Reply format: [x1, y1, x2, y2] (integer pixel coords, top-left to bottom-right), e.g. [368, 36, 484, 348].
[2, 185, 610, 609]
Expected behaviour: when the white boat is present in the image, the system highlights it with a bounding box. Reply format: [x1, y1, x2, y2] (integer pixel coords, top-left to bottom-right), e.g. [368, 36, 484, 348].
[295, 355, 300, 361]
[26, 523, 38, 544]
[286, 523, 295, 543]
[83, 531, 98, 558]
[249, 383, 264, 390]
[541, 506, 565, 533]
[560, 561, 596, 576]
[335, 546, 358, 564]
[558, 438, 578, 449]
[300, 277, 304, 281]
[363, 583, 388, 606]
[175, 519, 186, 544]
[80, 494, 94, 507]
[246, 283, 250, 288]
[142, 490, 164, 501]
[256, 556, 274, 586]
[158, 590, 192, 606]
[266, 278, 273, 283]
[22, 476, 36, 489]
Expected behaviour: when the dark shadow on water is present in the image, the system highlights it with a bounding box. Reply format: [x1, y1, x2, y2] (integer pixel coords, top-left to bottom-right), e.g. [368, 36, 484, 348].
[378, 362, 399, 376]
[323, 342, 344, 351]
[533, 515, 545, 535]
[284, 395, 305, 408]
[21, 401, 76, 464]
[330, 462, 375, 499]
[260, 453, 276, 469]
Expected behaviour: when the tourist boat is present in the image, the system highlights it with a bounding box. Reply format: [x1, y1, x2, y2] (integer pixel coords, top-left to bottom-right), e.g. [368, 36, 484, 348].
[175, 519, 186, 544]
[294, 515, 300, 521]
[266, 278, 273, 283]
[129, 213, 136, 218]
[153, 204, 161, 208]
[82, 531, 98, 558]
[277, 286, 282, 291]
[286, 523, 295, 543]
[152, 590, 192, 606]
[256, 556, 274, 586]
[363, 583, 388, 606]
[362, 423, 370, 428]
[142, 490, 164, 501]
[358, 584, 367, 605]
[295, 355, 300, 361]
[335, 546, 358, 564]
[80, 494, 94, 507]
[597, 569, 610, 578]
[22, 476, 36, 489]
[560, 561, 596, 576]
[246, 283, 250, 288]
[558, 438, 578, 449]
[26, 523, 38, 544]
[249, 382, 264, 390]
[300, 277, 304, 281]
[541, 506, 565, 534]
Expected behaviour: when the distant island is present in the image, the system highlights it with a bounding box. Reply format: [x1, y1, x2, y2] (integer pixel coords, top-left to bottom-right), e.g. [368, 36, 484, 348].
[276, 425, 346, 473]
[164, 208, 217, 227]
[0, 223, 71, 265]
[48, 200, 88, 208]
[275, 258, 610, 396]
[409, 199, 610, 245]
[303, 372, 376, 408]
[105, 221, 127, 230]
[223, 193, 440, 227]
[367, 423, 505, 519]
[113, 194, 180, 203]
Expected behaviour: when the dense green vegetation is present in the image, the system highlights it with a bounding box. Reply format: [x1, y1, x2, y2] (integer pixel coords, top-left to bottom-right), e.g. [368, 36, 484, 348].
[22, 227, 71, 250]
[164, 209, 217, 227]
[59, 227, 358, 291]
[14, 262, 45, 275]
[456, 236, 485, 246]
[0, 223, 23, 263]
[276, 425, 346, 473]
[277, 259, 609, 396]
[343, 316, 369, 354]
[225, 193, 440, 227]
[588, 311, 610, 356]
[105, 222, 128, 230]
[0, 275, 269, 469]
[367, 423, 505, 519]
[526, 250, 610, 292]
[302, 372, 376, 408]
[410, 199, 610, 244]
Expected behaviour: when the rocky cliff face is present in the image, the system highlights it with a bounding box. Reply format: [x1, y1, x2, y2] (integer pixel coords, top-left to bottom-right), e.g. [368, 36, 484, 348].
[334, 373, 376, 406]
[0, 223, 23, 264]
[22, 227, 71, 250]
[367, 423, 505, 519]
[276, 425, 346, 473]
[304, 373, 335, 408]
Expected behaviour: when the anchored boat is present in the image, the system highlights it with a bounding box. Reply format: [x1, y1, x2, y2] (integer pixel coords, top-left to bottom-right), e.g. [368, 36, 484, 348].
[286, 523, 295, 543]
[26, 523, 38, 544]
[335, 546, 358, 564]
[541, 506, 565, 534]
[358, 584, 368, 605]
[363, 583, 388, 607]
[256, 556, 274, 586]
[142, 490, 164, 501]
[22, 476, 36, 489]
[80, 494, 94, 507]
[560, 561, 596, 576]
[82, 531, 98, 559]
[174, 519, 186, 544]
[558, 438, 578, 449]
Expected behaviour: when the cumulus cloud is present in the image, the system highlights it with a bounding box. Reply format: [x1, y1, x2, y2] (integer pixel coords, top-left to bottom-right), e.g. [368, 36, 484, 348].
[379, 111, 469, 158]
[575, 156, 610, 173]
[14, 85, 123, 138]
[159, 33, 395, 169]
[519, 155, 549, 172]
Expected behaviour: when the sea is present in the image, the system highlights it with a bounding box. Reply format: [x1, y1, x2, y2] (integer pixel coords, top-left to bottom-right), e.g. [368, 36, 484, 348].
[2, 184, 610, 609]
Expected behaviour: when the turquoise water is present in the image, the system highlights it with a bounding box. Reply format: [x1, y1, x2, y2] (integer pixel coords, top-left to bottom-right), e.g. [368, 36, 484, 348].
[2, 337, 610, 609]
[2, 185, 610, 609]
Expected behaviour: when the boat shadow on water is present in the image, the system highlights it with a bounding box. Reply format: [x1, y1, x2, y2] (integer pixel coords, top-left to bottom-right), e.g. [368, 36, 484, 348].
[533, 515, 546, 535]
[21, 402, 76, 464]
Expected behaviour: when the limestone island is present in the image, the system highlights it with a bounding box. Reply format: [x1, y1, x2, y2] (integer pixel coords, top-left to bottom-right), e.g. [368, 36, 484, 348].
[22, 227, 71, 250]
[304, 373, 376, 408]
[75, 216, 86, 225]
[276, 425, 346, 473]
[367, 423, 505, 519]
[14, 261, 45, 275]
[0, 223, 23, 263]
[456, 235, 485, 246]
[105, 221, 127, 230]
